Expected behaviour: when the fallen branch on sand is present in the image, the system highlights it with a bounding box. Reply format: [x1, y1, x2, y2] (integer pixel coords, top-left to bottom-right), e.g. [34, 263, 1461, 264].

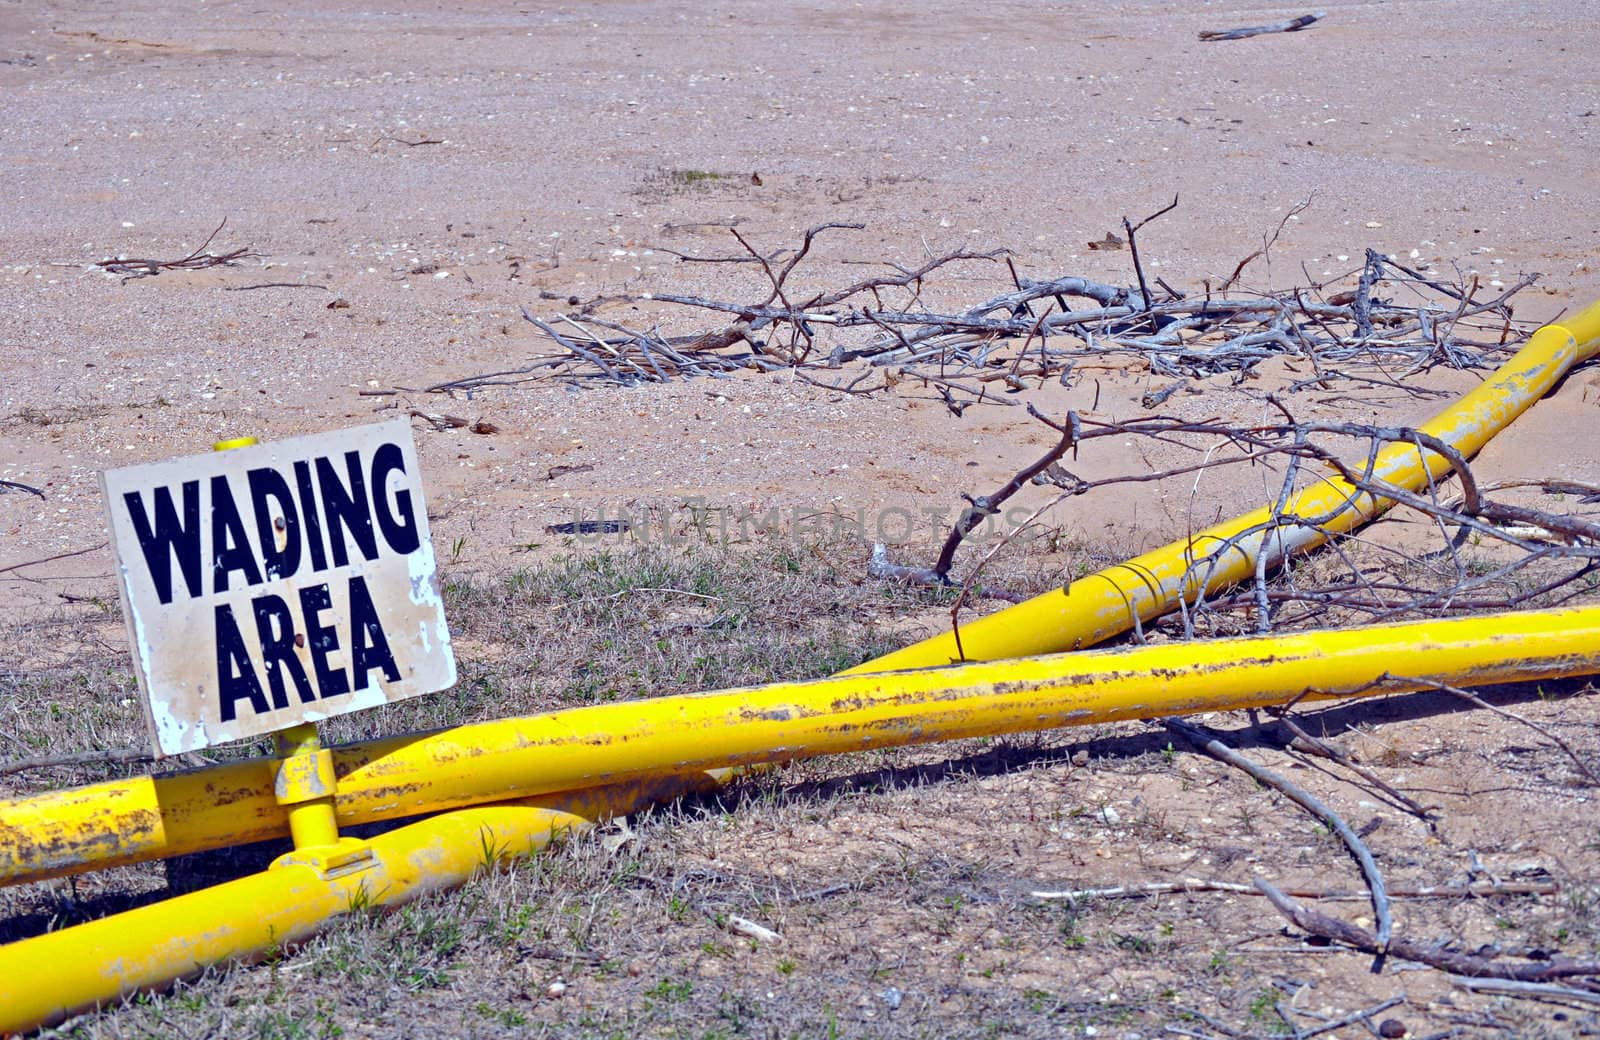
[1200, 11, 1325, 42]
[94, 218, 255, 282]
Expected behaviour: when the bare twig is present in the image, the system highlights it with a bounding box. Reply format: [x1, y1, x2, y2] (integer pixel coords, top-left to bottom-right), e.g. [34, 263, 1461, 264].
[0, 478, 45, 499]
[1122, 195, 1179, 320]
[1449, 976, 1600, 1008]
[222, 282, 329, 292]
[1383, 673, 1600, 786]
[1031, 879, 1556, 902]
[1163, 716, 1393, 953]
[1257, 879, 1600, 981]
[0, 746, 152, 777]
[95, 218, 255, 280]
[0, 543, 107, 575]
[1272, 710, 1438, 820]
[928, 406, 1078, 578]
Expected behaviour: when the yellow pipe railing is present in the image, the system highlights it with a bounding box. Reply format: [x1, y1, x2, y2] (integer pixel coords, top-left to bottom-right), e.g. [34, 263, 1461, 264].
[6, 604, 1600, 1028]
[847, 298, 1600, 672]
[3, 301, 1598, 887]
[214, 439, 347, 861]
[7, 604, 1600, 888]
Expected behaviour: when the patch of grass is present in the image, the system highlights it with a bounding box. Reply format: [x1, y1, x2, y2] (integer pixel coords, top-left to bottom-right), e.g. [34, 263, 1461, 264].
[326, 540, 928, 742]
[670, 168, 730, 185]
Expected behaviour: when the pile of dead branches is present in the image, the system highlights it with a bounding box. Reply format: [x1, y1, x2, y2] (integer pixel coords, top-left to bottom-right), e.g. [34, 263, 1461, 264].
[428, 206, 1539, 413]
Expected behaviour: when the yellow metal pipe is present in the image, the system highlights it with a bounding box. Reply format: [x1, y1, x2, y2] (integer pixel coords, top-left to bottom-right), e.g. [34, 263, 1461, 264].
[0, 771, 721, 1034]
[2, 303, 1597, 884]
[273, 723, 342, 851]
[847, 302, 1600, 673]
[211, 438, 345, 854]
[7, 606, 1600, 1029]
[7, 605, 1600, 888]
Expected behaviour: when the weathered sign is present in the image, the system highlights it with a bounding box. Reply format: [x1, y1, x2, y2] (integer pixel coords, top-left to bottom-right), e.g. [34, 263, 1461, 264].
[101, 420, 456, 755]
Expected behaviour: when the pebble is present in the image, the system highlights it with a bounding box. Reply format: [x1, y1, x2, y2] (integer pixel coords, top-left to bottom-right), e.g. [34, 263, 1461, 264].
[1377, 1018, 1407, 1038]
[546, 980, 568, 998]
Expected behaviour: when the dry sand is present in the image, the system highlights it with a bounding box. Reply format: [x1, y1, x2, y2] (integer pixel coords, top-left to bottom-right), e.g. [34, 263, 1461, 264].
[3, 0, 1598, 603]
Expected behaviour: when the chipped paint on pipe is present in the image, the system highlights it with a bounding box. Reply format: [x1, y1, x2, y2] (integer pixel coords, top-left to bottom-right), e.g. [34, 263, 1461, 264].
[161, 605, 1600, 805]
[846, 301, 1600, 673]
[2, 301, 1599, 886]
[8, 605, 1600, 890]
[0, 771, 721, 1035]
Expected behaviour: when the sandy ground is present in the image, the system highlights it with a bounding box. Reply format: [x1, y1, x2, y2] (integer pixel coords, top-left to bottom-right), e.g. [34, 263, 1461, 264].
[2, 1, 1600, 1036]
[3, 0, 1599, 607]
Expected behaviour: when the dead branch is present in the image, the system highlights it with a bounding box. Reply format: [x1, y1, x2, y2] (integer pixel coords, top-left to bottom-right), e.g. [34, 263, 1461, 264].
[0, 543, 107, 575]
[1163, 716, 1393, 952]
[1031, 878, 1556, 902]
[0, 478, 45, 499]
[1121, 194, 1179, 323]
[1220, 195, 1313, 292]
[1449, 975, 1600, 1008]
[1382, 673, 1600, 786]
[0, 746, 152, 777]
[222, 282, 329, 292]
[1256, 878, 1600, 981]
[95, 218, 255, 281]
[481, 221, 1537, 401]
[929, 406, 1078, 579]
[1271, 710, 1438, 820]
[865, 544, 1025, 604]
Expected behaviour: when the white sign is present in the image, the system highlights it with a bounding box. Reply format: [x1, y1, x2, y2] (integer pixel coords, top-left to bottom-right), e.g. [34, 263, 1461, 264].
[101, 420, 456, 755]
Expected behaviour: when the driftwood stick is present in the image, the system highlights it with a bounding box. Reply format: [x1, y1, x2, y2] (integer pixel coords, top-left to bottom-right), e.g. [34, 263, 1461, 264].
[1164, 717, 1393, 952]
[1200, 11, 1325, 42]
[1449, 975, 1600, 1008]
[522, 308, 624, 383]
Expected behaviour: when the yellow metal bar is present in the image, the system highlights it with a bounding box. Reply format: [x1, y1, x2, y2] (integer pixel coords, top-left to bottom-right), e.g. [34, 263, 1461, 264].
[273, 723, 342, 851]
[7, 604, 1600, 887]
[847, 303, 1600, 673]
[6, 607, 1600, 1029]
[0, 771, 721, 1034]
[3, 304, 1599, 885]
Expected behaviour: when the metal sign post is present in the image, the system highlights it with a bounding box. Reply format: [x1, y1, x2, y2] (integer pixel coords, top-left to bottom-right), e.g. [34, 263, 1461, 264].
[210, 436, 342, 853]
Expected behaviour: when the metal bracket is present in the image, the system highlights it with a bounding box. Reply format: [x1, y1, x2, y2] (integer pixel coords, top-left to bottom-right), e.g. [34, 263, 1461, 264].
[271, 837, 376, 880]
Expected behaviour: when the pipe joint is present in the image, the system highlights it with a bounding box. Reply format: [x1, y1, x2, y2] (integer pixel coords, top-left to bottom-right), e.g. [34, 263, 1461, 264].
[274, 747, 337, 806]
